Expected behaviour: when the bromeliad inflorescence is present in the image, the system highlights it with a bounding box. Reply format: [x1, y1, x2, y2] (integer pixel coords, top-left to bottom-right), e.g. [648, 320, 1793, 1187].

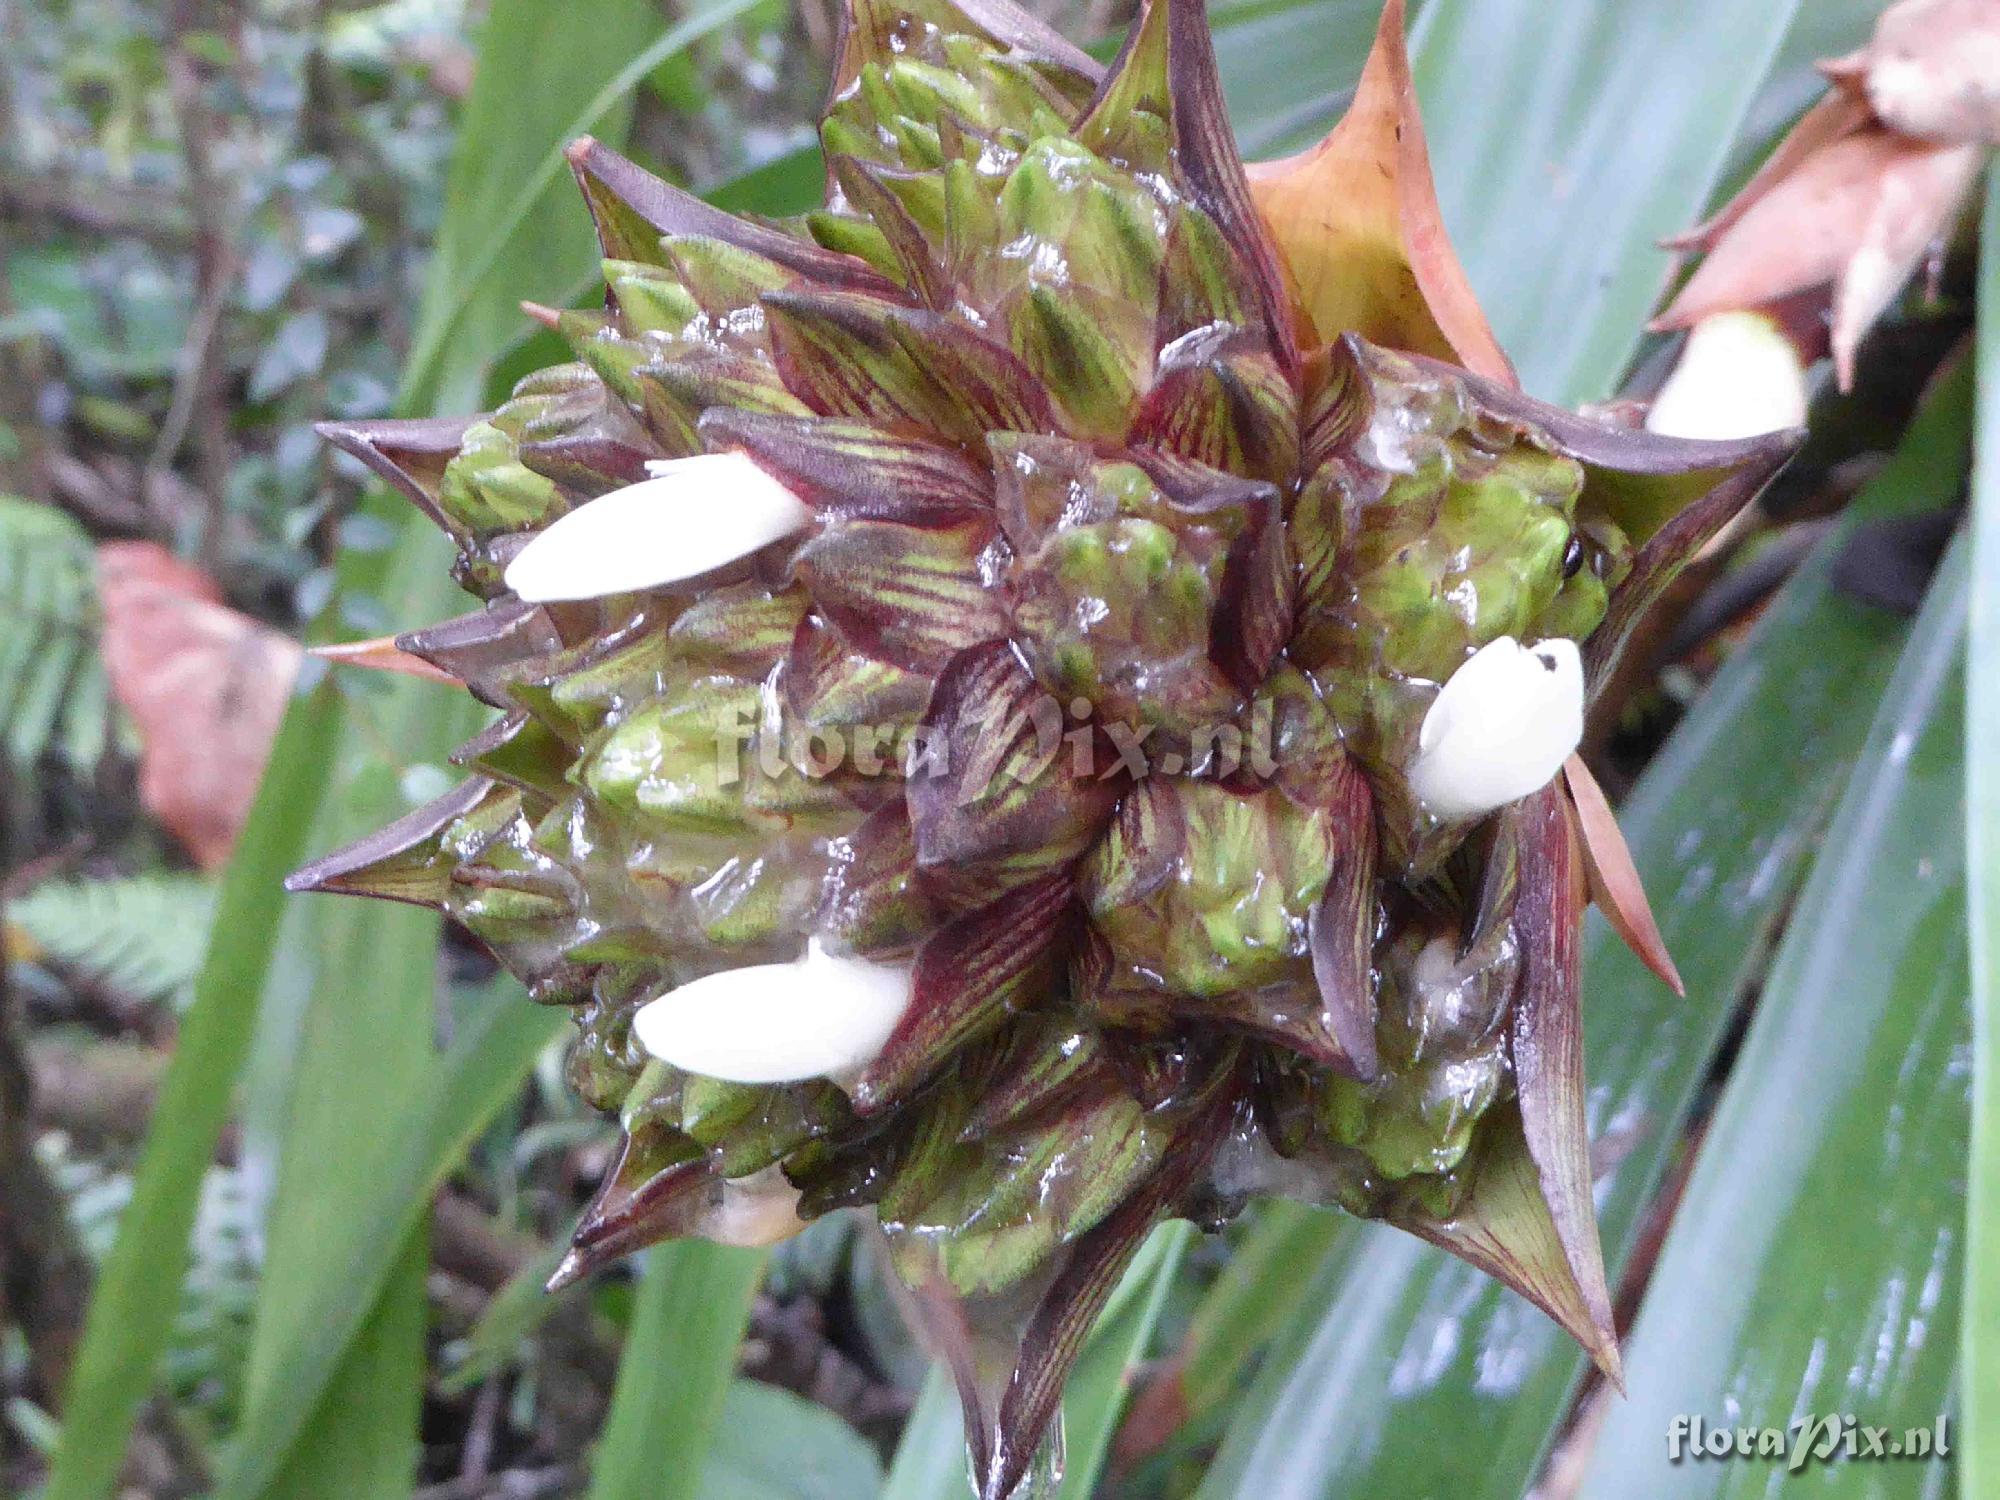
[291, 0, 1796, 1492]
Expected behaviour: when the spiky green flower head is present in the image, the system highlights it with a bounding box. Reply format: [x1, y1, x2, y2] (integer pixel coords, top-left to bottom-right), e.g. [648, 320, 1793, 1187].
[295, 0, 1796, 1489]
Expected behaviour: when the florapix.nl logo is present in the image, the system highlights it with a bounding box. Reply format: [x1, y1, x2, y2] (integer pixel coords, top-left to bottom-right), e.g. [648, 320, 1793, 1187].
[1667, 1414, 1950, 1475]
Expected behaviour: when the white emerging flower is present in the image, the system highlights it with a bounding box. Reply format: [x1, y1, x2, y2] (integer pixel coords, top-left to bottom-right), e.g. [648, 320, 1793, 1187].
[1409, 636, 1584, 821]
[703, 1166, 808, 1247]
[630, 937, 914, 1085]
[502, 451, 812, 602]
[1645, 311, 1808, 442]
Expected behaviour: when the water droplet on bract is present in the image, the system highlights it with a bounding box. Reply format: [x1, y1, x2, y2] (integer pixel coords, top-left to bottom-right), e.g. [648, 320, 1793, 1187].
[961, 1409, 1066, 1500]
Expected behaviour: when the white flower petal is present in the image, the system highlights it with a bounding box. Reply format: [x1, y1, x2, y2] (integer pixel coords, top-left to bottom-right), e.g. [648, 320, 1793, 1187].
[502, 451, 811, 602]
[1645, 311, 1808, 441]
[630, 938, 914, 1084]
[703, 1166, 808, 1247]
[1409, 636, 1583, 820]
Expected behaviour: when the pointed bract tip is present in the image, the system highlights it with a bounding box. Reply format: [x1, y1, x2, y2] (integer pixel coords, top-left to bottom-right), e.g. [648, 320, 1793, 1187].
[283, 776, 496, 908]
[1577, 758, 1691, 996]
[1243, 0, 1513, 385]
[312, 414, 478, 536]
[564, 136, 599, 168]
[520, 300, 565, 330]
[544, 1248, 589, 1294]
[309, 635, 460, 684]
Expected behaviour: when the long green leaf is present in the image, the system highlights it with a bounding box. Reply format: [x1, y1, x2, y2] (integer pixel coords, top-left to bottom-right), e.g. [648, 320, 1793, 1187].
[588, 1242, 768, 1500]
[225, 775, 456, 1498]
[41, 687, 341, 1500]
[215, 0, 675, 1484]
[218, 0, 846, 1470]
[1580, 543, 1971, 1497]
[882, 1374, 970, 1500]
[704, 1379, 886, 1500]
[403, 0, 765, 414]
[1143, 1202, 1353, 1452]
[1412, 0, 1799, 403]
[1213, 0, 1384, 157]
[1198, 368, 1974, 1500]
[253, 1236, 433, 1500]
[1057, 1222, 1194, 1500]
[202, 1, 789, 1492]
[1963, 164, 2000, 1500]
[218, 986, 564, 1500]
[1189, 0, 1904, 1489]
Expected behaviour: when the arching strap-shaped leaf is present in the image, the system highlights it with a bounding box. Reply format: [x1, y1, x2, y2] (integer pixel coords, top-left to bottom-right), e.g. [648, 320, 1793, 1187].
[565, 136, 902, 295]
[1244, 0, 1513, 385]
[1502, 783, 1621, 1385]
[1079, 0, 1298, 381]
[315, 415, 476, 537]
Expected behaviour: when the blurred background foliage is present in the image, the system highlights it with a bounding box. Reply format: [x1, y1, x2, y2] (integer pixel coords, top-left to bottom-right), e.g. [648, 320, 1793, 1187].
[0, 0, 1992, 1497]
